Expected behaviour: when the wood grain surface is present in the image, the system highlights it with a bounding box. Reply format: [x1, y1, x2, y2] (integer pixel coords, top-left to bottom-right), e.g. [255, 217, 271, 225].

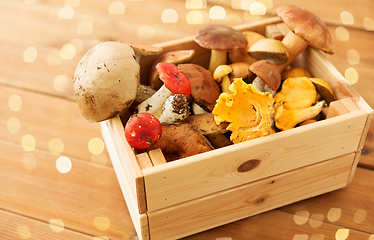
[1, 0, 373, 239]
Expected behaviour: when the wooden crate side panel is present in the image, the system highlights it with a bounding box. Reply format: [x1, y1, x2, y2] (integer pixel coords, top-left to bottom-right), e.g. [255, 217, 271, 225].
[110, 116, 147, 214]
[143, 111, 368, 212]
[100, 121, 149, 240]
[148, 153, 354, 240]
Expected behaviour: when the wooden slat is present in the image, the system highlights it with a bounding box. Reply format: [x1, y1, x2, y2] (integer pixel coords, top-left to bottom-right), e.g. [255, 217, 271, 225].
[0, 210, 94, 240]
[148, 153, 354, 240]
[0, 139, 136, 240]
[136, 152, 154, 170]
[142, 111, 367, 212]
[148, 148, 167, 166]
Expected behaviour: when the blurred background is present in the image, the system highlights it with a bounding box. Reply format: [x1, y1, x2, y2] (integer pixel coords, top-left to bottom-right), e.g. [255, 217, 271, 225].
[1, 0, 374, 239]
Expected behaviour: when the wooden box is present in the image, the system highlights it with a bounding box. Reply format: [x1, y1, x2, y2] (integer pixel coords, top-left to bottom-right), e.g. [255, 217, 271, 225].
[100, 17, 373, 240]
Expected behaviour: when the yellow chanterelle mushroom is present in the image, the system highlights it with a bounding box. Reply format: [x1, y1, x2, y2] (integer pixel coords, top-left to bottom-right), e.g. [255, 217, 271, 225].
[274, 77, 325, 130]
[212, 78, 274, 144]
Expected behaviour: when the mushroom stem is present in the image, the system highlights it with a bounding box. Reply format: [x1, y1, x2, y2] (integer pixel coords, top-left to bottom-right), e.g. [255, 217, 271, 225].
[277, 32, 309, 73]
[252, 76, 276, 96]
[209, 50, 227, 73]
[159, 94, 190, 124]
[137, 84, 172, 118]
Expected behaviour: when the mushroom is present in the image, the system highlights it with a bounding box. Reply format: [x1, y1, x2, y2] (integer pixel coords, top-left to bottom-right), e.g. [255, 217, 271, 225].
[148, 123, 214, 162]
[228, 31, 265, 64]
[273, 77, 325, 130]
[213, 65, 233, 94]
[281, 67, 311, 80]
[194, 24, 248, 73]
[178, 63, 221, 113]
[248, 38, 289, 65]
[249, 60, 281, 96]
[276, 4, 335, 73]
[228, 62, 253, 83]
[158, 94, 190, 124]
[137, 62, 191, 118]
[73, 41, 139, 123]
[149, 50, 195, 90]
[212, 78, 274, 144]
[126, 42, 163, 64]
[124, 112, 162, 150]
[309, 78, 336, 105]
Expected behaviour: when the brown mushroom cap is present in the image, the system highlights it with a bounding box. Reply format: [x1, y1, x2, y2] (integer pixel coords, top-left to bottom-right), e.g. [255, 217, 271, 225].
[148, 122, 214, 162]
[276, 4, 335, 54]
[194, 24, 248, 51]
[248, 38, 289, 64]
[178, 63, 221, 112]
[249, 60, 281, 91]
[73, 42, 139, 122]
[126, 43, 163, 56]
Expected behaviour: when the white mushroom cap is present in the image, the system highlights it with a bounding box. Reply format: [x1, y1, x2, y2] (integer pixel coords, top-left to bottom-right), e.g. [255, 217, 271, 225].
[73, 42, 139, 122]
[159, 94, 190, 124]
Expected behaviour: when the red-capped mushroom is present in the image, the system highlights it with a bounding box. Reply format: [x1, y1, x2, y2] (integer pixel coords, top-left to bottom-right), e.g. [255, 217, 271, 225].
[137, 62, 191, 118]
[124, 112, 162, 150]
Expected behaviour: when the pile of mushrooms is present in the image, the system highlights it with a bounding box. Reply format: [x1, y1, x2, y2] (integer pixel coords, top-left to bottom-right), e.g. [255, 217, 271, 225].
[73, 4, 337, 163]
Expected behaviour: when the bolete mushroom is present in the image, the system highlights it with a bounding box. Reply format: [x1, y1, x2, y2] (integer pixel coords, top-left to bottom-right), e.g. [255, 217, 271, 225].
[276, 4, 335, 72]
[124, 112, 162, 150]
[228, 31, 265, 64]
[249, 60, 281, 96]
[178, 63, 221, 112]
[148, 122, 214, 162]
[248, 38, 289, 65]
[194, 24, 248, 73]
[137, 62, 191, 118]
[213, 65, 233, 94]
[73, 41, 139, 123]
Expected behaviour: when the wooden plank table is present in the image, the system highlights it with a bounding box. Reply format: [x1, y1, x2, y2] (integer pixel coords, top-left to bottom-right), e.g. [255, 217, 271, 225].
[1, 0, 373, 239]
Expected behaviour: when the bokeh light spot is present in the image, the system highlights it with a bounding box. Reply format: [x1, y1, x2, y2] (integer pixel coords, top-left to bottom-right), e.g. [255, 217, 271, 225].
[56, 156, 72, 173]
[7, 117, 20, 134]
[17, 226, 31, 239]
[162, 9, 178, 23]
[369, 234, 374, 240]
[70, 38, 84, 54]
[294, 210, 309, 225]
[225, 14, 242, 25]
[363, 17, 374, 31]
[186, 0, 206, 9]
[54, 75, 70, 92]
[186, 10, 208, 24]
[250, 1, 266, 15]
[293, 234, 308, 240]
[22, 135, 36, 152]
[108, 1, 125, 14]
[58, 6, 74, 19]
[309, 214, 324, 228]
[60, 44, 76, 60]
[137, 25, 154, 40]
[23, 47, 37, 63]
[23, 153, 37, 170]
[47, 49, 62, 66]
[88, 138, 105, 155]
[49, 219, 65, 233]
[345, 67, 359, 84]
[327, 208, 342, 222]
[335, 229, 349, 240]
[340, 11, 354, 25]
[335, 26, 349, 41]
[209, 5, 226, 20]
[258, 0, 273, 9]
[49, 138, 64, 155]
[94, 217, 111, 231]
[353, 209, 366, 223]
[9, 94, 22, 111]
[77, 15, 94, 35]
[346, 49, 360, 65]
